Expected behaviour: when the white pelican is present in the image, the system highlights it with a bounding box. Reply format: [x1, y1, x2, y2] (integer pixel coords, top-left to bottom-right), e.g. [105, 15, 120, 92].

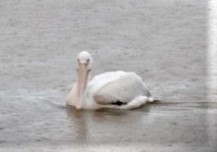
[66, 51, 154, 110]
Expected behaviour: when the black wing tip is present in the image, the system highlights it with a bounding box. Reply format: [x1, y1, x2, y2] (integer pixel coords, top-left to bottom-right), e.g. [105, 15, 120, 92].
[111, 100, 127, 106]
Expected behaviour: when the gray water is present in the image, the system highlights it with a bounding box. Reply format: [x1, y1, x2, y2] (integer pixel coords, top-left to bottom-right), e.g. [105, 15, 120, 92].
[0, 95, 216, 151]
[1, 0, 217, 151]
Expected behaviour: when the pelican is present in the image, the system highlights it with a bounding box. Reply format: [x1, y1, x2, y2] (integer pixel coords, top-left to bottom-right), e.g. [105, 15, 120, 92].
[66, 51, 154, 110]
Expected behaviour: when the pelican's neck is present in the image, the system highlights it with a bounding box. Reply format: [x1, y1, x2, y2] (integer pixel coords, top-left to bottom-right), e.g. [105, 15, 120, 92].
[75, 64, 90, 109]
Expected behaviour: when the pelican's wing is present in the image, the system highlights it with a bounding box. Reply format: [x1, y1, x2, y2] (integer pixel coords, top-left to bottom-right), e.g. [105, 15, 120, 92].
[92, 72, 151, 105]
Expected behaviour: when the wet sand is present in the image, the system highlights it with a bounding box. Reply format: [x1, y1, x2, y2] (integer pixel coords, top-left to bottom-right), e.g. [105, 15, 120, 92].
[0, 0, 217, 151]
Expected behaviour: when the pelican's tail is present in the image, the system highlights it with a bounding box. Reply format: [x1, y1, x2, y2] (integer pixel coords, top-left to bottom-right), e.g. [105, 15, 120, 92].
[115, 96, 149, 110]
[148, 97, 161, 104]
[147, 96, 154, 103]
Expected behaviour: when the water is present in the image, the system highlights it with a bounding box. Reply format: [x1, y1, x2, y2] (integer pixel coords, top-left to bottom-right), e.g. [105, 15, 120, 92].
[0, 89, 216, 151]
[1, 0, 216, 151]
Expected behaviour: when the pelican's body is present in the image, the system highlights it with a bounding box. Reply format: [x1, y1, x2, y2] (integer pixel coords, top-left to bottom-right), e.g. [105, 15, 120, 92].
[66, 51, 154, 110]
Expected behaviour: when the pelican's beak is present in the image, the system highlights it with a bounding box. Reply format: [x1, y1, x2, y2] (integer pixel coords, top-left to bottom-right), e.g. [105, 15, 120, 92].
[76, 60, 91, 109]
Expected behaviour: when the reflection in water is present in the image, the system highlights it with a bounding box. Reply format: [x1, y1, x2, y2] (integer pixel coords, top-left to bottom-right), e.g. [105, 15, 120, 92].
[0, 96, 216, 150]
[65, 106, 146, 144]
[66, 107, 89, 143]
[63, 102, 214, 146]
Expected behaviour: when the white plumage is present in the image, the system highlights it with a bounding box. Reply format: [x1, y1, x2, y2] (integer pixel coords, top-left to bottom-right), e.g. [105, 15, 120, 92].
[66, 51, 154, 110]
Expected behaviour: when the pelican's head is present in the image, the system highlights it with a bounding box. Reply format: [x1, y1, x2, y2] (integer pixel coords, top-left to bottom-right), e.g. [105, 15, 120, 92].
[77, 51, 92, 68]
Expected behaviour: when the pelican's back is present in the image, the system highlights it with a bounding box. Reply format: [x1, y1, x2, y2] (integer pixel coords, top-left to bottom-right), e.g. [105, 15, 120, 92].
[87, 71, 151, 105]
